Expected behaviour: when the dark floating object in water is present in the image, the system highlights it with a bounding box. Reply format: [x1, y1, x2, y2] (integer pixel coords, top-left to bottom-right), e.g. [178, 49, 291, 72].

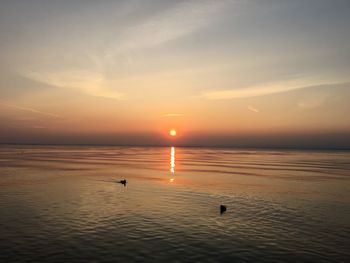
[118, 179, 127, 187]
[220, 205, 227, 214]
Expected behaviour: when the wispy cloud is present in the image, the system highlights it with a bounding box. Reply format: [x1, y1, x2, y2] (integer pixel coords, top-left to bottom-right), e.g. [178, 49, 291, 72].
[0, 101, 62, 119]
[201, 78, 349, 100]
[33, 126, 47, 129]
[298, 93, 329, 109]
[248, 105, 259, 113]
[112, 0, 231, 53]
[19, 1, 234, 100]
[23, 70, 124, 100]
[161, 113, 184, 117]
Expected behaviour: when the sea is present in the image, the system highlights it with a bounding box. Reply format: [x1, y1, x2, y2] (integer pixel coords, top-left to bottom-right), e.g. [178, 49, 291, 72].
[0, 146, 349, 262]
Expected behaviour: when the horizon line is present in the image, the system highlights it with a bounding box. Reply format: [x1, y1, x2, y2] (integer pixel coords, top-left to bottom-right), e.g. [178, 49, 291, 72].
[1, 142, 349, 151]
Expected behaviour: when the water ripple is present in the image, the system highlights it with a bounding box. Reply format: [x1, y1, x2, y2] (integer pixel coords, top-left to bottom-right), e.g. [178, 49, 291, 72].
[0, 146, 349, 262]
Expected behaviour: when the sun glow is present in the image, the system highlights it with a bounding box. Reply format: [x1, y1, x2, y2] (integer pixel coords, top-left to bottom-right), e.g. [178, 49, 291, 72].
[169, 129, 177, 136]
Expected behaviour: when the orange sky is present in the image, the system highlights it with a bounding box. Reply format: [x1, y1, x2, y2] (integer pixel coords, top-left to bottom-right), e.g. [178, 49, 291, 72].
[0, 1, 349, 148]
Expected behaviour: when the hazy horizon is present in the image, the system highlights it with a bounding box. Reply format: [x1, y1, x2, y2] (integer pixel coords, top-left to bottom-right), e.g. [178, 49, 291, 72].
[1, 131, 349, 149]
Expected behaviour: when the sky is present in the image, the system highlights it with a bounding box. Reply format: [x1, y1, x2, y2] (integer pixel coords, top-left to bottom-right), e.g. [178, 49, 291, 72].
[0, 0, 349, 148]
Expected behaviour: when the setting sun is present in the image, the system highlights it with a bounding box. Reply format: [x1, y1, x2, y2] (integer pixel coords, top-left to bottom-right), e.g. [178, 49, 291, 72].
[169, 129, 177, 136]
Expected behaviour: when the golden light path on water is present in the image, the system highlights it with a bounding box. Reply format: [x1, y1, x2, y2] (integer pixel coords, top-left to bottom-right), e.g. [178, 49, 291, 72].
[170, 146, 175, 182]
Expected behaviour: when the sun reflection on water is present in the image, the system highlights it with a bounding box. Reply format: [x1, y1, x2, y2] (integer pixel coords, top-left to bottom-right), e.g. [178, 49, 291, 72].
[170, 147, 175, 182]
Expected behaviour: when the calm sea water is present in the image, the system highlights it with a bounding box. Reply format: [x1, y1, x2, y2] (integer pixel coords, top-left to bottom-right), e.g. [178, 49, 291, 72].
[0, 146, 349, 262]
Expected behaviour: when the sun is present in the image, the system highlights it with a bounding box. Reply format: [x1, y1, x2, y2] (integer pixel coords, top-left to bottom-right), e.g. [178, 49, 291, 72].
[169, 129, 177, 136]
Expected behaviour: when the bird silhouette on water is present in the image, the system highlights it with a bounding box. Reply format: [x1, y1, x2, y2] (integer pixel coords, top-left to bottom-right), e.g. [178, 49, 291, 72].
[118, 179, 127, 187]
[220, 205, 227, 214]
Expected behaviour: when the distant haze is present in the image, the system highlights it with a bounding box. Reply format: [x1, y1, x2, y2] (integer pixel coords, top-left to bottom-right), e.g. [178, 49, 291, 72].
[0, 0, 349, 148]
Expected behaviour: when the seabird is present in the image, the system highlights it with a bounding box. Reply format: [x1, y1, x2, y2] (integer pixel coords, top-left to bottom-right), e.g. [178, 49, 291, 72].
[220, 205, 227, 214]
[118, 179, 127, 186]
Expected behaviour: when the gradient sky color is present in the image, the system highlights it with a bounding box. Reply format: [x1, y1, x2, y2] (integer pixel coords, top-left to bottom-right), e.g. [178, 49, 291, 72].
[0, 0, 349, 148]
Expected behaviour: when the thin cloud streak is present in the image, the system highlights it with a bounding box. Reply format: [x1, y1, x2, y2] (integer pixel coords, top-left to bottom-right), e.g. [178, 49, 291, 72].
[0, 101, 62, 119]
[248, 105, 259, 113]
[23, 70, 125, 100]
[108, 0, 232, 54]
[201, 79, 350, 100]
[162, 113, 184, 117]
[298, 93, 329, 109]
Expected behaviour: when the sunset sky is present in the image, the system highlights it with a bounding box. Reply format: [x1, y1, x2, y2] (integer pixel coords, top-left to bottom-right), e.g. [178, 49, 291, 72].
[0, 0, 349, 148]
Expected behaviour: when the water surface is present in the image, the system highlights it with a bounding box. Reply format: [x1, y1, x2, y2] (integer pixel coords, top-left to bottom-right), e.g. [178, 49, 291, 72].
[0, 146, 349, 262]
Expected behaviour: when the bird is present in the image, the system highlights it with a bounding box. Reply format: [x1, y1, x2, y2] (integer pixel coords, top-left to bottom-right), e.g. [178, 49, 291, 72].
[220, 205, 227, 214]
[118, 179, 127, 187]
